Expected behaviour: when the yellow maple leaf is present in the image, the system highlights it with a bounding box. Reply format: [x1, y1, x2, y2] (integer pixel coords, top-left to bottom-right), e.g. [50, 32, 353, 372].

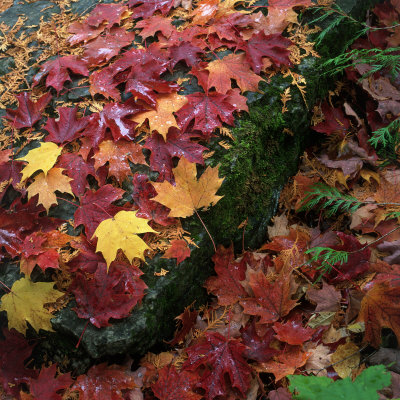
[131, 93, 187, 140]
[17, 142, 62, 182]
[0, 277, 64, 334]
[27, 168, 73, 212]
[152, 157, 224, 218]
[92, 210, 156, 268]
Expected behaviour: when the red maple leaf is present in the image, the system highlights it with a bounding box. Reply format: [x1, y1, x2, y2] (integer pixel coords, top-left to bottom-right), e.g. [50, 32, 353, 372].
[4, 92, 52, 129]
[240, 270, 298, 325]
[273, 315, 315, 345]
[86, 3, 128, 27]
[169, 41, 205, 68]
[144, 129, 207, 182]
[152, 365, 202, 400]
[28, 364, 73, 400]
[32, 56, 89, 94]
[71, 262, 147, 328]
[204, 244, 248, 306]
[183, 332, 252, 399]
[82, 27, 135, 66]
[176, 92, 236, 135]
[136, 15, 176, 39]
[0, 151, 23, 200]
[168, 305, 198, 346]
[74, 184, 125, 238]
[238, 32, 292, 73]
[127, 0, 174, 18]
[71, 363, 136, 400]
[131, 173, 177, 226]
[57, 153, 95, 197]
[312, 102, 351, 138]
[0, 328, 37, 397]
[44, 107, 88, 144]
[241, 322, 278, 362]
[162, 239, 191, 264]
[68, 238, 106, 274]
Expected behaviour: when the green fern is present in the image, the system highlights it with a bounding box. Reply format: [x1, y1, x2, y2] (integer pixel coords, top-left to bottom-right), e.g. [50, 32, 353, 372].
[306, 3, 367, 47]
[369, 118, 400, 165]
[289, 365, 391, 400]
[299, 183, 363, 217]
[321, 47, 400, 80]
[305, 246, 348, 276]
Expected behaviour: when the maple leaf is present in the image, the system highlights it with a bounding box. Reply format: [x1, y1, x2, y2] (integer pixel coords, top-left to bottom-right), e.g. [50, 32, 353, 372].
[241, 322, 278, 362]
[312, 103, 351, 137]
[57, 153, 95, 197]
[44, 107, 88, 144]
[4, 92, 52, 129]
[205, 244, 248, 305]
[273, 316, 315, 345]
[191, 0, 219, 25]
[183, 331, 252, 399]
[176, 92, 236, 135]
[28, 364, 73, 400]
[162, 239, 191, 264]
[168, 305, 198, 346]
[68, 238, 106, 274]
[131, 173, 176, 226]
[169, 41, 205, 68]
[92, 210, 155, 268]
[132, 93, 188, 140]
[32, 56, 89, 94]
[259, 345, 309, 382]
[0, 329, 37, 397]
[71, 263, 147, 327]
[17, 142, 62, 182]
[136, 15, 176, 39]
[0, 277, 64, 334]
[206, 53, 262, 94]
[152, 156, 223, 218]
[238, 32, 292, 73]
[358, 281, 400, 347]
[144, 129, 207, 183]
[27, 168, 73, 212]
[68, 21, 106, 46]
[74, 184, 125, 238]
[128, 0, 174, 18]
[82, 27, 135, 66]
[86, 3, 128, 27]
[93, 140, 147, 184]
[71, 363, 136, 400]
[152, 365, 202, 400]
[240, 270, 298, 325]
[306, 281, 342, 312]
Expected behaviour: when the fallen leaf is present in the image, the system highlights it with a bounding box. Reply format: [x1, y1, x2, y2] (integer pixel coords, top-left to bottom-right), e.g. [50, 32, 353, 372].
[331, 341, 360, 378]
[27, 168, 73, 212]
[152, 156, 223, 218]
[17, 142, 62, 182]
[92, 210, 155, 268]
[0, 277, 63, 334]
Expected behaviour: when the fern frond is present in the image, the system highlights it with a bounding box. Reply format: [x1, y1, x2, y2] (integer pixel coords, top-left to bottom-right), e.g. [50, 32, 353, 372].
[306, 246, 349, 275]
[321, 47, 400, 79]
[299, 183, 363, 217]
[369, 118, 400, 148]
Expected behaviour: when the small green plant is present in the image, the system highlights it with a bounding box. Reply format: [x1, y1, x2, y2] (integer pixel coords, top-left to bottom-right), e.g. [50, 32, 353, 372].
[299, 183, 363, 217]
[305, 246, 348, 276]
[288, 365, 392, 400]
[369, 118, 400, 166]
[321, 47, 400, 80]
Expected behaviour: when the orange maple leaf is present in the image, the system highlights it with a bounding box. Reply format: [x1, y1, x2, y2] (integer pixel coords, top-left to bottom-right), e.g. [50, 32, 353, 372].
[152, 156, 223, 218]
[206, 53, 262, 94]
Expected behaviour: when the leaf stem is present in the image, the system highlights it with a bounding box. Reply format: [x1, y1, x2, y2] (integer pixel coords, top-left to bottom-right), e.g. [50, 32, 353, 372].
[194, 209, 216, 253]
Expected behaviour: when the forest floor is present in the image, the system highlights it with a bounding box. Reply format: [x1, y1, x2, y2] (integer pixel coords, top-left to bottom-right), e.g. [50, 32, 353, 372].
[1, 0, 400, 399]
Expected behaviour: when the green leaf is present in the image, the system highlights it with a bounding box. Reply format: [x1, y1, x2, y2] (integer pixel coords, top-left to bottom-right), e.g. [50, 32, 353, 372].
[288, 365, 391, 400]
